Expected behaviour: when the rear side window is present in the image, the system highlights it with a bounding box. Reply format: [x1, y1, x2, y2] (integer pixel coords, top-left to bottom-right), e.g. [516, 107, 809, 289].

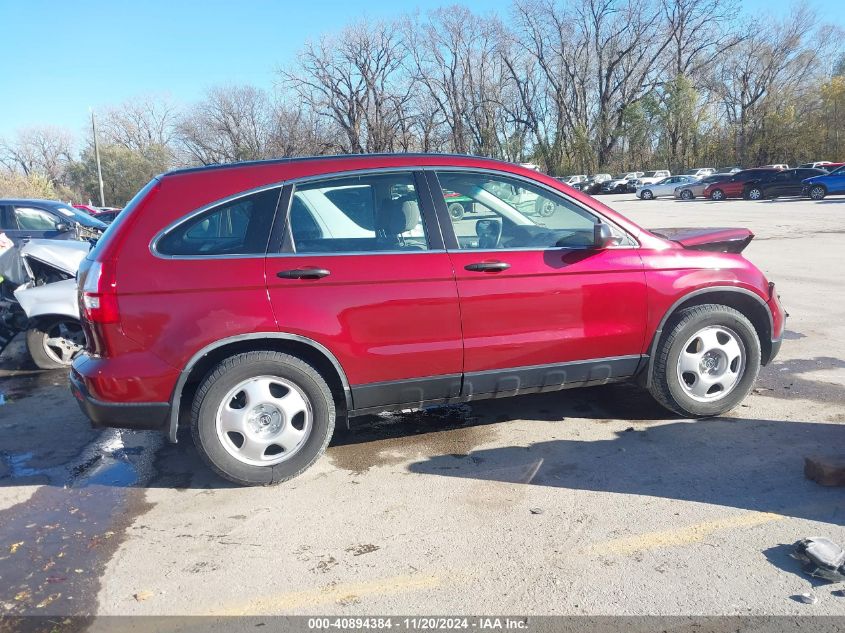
[157, 188, 281, 256]
[285, 173, 429, 254]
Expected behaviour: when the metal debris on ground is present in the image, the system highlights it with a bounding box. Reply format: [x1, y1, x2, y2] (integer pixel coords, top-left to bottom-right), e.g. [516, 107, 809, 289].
[798, 592, 818, 605]
[792, 537, 845, 582]
[529, 507, 544, 515]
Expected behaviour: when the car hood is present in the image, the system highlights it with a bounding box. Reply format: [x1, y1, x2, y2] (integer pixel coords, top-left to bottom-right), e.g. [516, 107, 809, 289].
[20, 239, 91, 275]
[649, 227, 754, 253]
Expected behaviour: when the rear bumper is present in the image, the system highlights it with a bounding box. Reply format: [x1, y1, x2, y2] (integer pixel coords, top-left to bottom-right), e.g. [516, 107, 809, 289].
[70, 368, 170, 431]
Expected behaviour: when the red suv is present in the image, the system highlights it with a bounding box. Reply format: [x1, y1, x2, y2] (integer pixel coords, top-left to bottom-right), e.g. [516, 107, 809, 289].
[70, 155, 785, 485]
[702, 168, 783, 200]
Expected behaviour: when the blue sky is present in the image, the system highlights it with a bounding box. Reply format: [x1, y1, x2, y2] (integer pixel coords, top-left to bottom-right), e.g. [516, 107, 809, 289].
[1, 0, 841, 142]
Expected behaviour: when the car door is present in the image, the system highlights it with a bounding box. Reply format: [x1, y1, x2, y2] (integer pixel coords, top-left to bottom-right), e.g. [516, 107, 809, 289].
[266, 170, 464, 411]
[428, 169, 648, 398]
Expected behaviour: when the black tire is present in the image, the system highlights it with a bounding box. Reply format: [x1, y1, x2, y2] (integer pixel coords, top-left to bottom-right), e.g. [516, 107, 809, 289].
[809, 185, 826, 201]
[25, 318, 85, 370]
[648, 304, 761, 417]
[641, 189, 654, 200]
[191, 351, 335, 486]
[680, 189, 694, 200]
[535, 197, 556, 217]
[710, 189, 725, 201]
[448, 202, 464, 221]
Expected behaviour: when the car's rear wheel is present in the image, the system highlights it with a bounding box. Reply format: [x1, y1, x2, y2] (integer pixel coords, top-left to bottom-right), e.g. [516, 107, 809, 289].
[641, 189, 654, 200]
[191, 351, 335, 486]
[648, 304, 761, 417]
[710, 189, 725, 201]
[448, 202, 465, 220]
[26, 318, 85, 370]
[535, 197, 556, 217]
[809, 185, 827, 201]
[680, 189, 694, 200]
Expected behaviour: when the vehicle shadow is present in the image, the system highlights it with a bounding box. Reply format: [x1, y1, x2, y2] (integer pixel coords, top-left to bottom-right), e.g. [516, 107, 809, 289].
[406, 413, 845, 526]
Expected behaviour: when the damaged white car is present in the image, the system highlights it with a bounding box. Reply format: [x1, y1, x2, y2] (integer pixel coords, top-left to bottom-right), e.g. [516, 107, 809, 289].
[0, 238, 89, 369]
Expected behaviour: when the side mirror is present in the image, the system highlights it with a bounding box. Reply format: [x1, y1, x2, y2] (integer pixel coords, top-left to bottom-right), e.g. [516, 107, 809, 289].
[593, 222, 617, 249]
[55, 222, 71, 232]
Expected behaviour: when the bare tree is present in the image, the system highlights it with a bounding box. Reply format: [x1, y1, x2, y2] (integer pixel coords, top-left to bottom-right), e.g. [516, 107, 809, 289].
[0, 126, 74, 183]
[713, 7, 824, 164]
[176, 85, 273, 165]
[280, 20, 411, 154]
[100, 95, 179, 153]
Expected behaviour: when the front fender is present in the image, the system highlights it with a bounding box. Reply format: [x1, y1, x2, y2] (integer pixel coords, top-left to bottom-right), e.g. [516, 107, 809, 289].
[13, 278, 79, 320]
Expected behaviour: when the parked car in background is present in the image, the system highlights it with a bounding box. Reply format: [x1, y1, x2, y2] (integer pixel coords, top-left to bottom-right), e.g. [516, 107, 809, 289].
[0, 199, 107, 243]
[0, 238, 89, 369]
[579, 173, 612, 194]
[69, 153, 785, 485]
[636, 175, 699, 199]
[762, 164, 789, 170]
[601, 172, 644, 194]
[557, 175, 588, 187]
[717, 167, 742, 175]
[743, 168, 828, 200]
[803, 165, 845, 200]
[674, 174, 732, 200]
[799, 161, 835, 169]
[629, 170, 671, 190]
[819, 163, 844, 172]
[687, 168, 716, 178]
[93, 208, 122, 223]
[701, 168, 783, 201]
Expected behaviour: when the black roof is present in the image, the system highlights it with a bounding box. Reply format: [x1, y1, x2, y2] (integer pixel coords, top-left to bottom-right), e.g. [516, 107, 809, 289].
[162, 153, 514, 177]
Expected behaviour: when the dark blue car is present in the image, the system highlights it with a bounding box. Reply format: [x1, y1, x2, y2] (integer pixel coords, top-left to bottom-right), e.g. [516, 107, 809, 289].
[0, 199, 107, 243]
[803, 165, 845, 200]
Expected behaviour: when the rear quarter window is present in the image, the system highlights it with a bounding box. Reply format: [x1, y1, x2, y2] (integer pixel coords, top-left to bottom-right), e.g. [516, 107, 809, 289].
[156, 187, 281, 257]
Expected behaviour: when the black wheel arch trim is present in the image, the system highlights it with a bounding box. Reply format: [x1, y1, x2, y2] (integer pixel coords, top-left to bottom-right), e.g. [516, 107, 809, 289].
[642, 286, 775, 388]
[167, 332, 353, 442]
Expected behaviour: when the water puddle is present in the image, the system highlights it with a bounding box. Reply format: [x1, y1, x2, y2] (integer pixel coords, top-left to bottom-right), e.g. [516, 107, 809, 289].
[0, 430, 161, 617]
[328, 404, 497, 474]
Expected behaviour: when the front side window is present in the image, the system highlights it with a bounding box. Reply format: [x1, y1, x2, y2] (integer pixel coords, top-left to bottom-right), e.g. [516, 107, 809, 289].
[287, 173, 429, 254]
[156, 187, 280, 256]
[435, 171, 627, 250]
[14, 207, 60, 231]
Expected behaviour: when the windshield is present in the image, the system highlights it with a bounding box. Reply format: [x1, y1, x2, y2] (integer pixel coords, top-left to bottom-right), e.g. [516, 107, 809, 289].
[827, 165, 844, 175]
[52, 204, 108, 229]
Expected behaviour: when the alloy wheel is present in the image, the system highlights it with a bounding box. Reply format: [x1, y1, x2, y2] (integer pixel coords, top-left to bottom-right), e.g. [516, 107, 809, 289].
[676, 326, 746, 402]
[215, 375, 313, 466]
[43, 321, 85, 366]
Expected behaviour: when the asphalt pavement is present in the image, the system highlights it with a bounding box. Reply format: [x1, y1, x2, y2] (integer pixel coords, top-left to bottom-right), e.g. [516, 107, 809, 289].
[1, 193, 843, 619]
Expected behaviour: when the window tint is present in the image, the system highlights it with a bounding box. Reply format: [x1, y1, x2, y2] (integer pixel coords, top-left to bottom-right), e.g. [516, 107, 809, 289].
[14, 207, 60, 231]
[157, 187, 280, 256]
[435, 171, 626, 250]
[287, 173, 429, 254]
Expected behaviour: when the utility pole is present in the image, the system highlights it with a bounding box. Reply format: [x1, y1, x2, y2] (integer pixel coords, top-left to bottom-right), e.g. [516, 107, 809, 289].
[90, 108, 105, 207]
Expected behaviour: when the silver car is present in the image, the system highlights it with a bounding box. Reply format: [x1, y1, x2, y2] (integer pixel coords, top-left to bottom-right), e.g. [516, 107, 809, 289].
[636, 175, 699, 199]
[673, 174, 733, 200]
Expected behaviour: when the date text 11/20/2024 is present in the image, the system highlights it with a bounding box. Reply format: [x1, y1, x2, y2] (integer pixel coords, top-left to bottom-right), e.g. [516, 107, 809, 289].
[307, 618, 529, 630]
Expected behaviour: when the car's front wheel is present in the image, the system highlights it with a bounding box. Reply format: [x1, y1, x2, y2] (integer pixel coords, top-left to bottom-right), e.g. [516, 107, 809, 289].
[192, 351, 335, 486]
[641, 189, 654, 200]
[746, 187, 763, 200]
[648, 304, 761, 417]
[710, 189, 725, 201]
[809, 185, 827, 201]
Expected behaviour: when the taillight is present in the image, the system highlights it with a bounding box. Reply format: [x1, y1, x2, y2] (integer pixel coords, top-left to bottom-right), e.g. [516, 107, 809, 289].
[81, 260, 119, 324]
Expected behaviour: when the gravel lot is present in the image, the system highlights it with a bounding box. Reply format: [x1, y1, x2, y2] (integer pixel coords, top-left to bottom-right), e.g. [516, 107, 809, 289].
[1, 192, 844, 618]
